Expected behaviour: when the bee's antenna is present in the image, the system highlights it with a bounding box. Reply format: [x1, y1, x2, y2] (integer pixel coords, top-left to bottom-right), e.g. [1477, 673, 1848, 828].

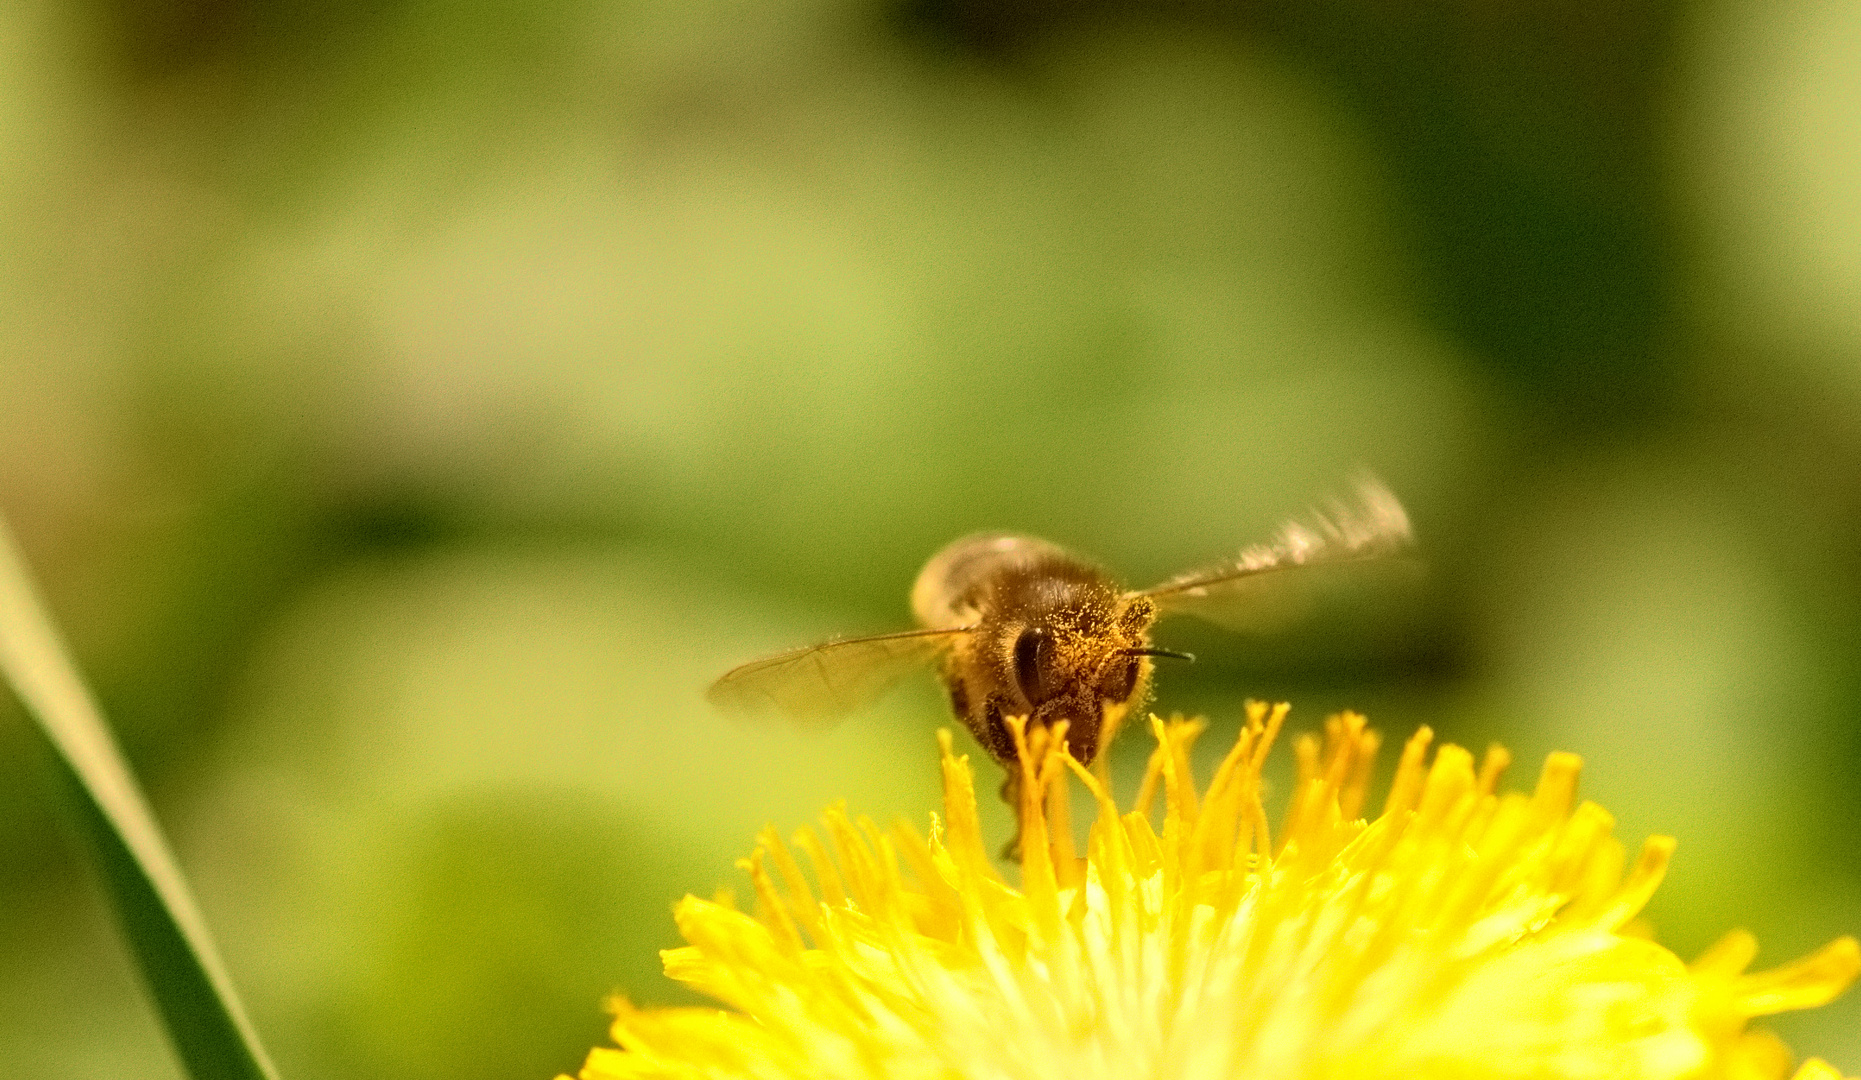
[1124, 647, 1195, 662]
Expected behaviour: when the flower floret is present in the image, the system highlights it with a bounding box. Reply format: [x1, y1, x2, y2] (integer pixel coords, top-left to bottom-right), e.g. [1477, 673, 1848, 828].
[571, 705, 1859, 1080]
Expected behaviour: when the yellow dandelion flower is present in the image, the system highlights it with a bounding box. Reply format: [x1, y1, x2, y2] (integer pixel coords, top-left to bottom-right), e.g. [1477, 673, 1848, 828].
[568, 705, 1859, 1080]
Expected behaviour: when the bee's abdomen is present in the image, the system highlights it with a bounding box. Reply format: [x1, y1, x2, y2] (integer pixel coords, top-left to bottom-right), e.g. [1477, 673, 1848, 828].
[910, 533, 1075, 629]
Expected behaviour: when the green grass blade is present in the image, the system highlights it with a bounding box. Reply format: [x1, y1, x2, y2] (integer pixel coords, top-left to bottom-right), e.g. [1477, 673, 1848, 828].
[0, 519, 279, 1080]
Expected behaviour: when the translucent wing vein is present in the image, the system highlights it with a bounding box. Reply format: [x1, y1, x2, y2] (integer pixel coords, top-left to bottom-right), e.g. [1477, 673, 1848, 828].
[707, 627, 969, 724]
[1135, 476, 1414, 632]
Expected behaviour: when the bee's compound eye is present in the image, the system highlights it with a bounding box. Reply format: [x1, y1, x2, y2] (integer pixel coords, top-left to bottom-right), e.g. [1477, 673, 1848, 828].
[1103, 657, 1140, 703]
[1013, 627, 1052, 705]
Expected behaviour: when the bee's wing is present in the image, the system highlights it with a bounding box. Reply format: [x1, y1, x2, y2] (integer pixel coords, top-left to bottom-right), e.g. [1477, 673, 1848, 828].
[706, 626, 971, 725]
[1133, 476, 1415, 633]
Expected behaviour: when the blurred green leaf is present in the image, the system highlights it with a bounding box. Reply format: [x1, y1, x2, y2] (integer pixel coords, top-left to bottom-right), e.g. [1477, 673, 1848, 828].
[0, 521, 278, 1080]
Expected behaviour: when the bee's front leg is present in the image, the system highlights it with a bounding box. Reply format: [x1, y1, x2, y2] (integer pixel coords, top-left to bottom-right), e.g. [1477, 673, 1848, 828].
[998, 767, 1023, 862]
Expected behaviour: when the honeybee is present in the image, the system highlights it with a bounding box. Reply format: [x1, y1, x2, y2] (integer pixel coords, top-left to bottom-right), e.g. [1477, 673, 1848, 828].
[708, 477, 1412, 845]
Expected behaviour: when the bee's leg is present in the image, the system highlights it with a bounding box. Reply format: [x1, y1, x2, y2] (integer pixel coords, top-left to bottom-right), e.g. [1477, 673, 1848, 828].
[947, 679, 970, 724]
[971, 695, 1024, 860]
[977, 695, 1015, 764]
[998, 768, 1023, 863]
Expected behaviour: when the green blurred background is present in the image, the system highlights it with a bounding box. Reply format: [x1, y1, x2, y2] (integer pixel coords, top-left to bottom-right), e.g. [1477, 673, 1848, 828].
[3, 0, 1859, 1077]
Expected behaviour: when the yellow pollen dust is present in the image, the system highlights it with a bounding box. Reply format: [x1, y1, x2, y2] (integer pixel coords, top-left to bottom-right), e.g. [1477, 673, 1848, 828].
[568, 706, 1859, 1080]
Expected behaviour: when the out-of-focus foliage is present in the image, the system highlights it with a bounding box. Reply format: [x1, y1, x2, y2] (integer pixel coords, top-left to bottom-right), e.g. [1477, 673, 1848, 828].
[1, 1, 1857, 1079]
